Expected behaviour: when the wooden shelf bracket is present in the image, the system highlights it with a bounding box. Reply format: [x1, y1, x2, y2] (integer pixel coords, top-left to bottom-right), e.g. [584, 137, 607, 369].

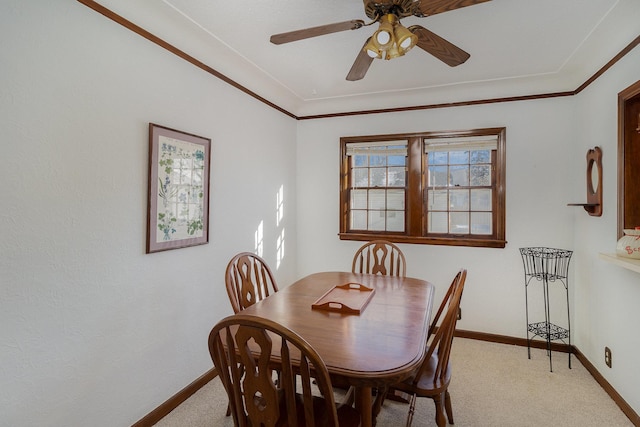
[568, 146, 602, 216]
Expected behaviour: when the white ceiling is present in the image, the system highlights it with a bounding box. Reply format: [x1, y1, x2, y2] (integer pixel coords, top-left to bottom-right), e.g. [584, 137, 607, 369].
[95, 0, 639, 116]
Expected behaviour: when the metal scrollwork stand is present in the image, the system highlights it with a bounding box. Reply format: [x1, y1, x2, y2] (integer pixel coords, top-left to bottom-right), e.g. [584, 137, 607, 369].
[520, 247, 573, 372]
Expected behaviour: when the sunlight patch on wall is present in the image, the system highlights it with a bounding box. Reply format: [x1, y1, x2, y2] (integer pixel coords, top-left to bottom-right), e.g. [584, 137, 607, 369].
[276, 185, 285, 269]
[277, 229, 285, 269]
[276, 185, 284, 227]
[255, 220, 264, 257]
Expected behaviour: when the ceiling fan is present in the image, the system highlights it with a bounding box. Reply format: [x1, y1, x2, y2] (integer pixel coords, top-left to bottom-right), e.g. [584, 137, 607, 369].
[270, 0, 491, 81]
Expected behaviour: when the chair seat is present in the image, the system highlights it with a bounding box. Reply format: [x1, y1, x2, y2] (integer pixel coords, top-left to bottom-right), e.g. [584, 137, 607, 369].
[394, 352, 452, 396]
[272, 394, 361, 426]
[233, 389, 361, 427]
[288, 394, 360, 427]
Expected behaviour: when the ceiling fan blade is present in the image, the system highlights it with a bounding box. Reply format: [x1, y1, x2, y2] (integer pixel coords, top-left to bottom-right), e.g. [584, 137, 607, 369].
[417, 0, 491, 17]
[270, 20, 365, 45]
[409, 25, 470, 67]
[346, 39, 375, 81]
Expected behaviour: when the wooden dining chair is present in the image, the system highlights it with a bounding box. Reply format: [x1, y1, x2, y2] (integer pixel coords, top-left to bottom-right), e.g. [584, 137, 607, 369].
[209, 314, 362, 427]
[427, 269, 466, 339]
[351, 240, 406, 277]
[375, 269, 467, 427]
[225, 252, 279, 314]
[223, 252, 280, 416]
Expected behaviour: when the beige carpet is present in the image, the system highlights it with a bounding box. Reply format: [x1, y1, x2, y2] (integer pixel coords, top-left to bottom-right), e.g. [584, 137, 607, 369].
[154, 338, 633, 426]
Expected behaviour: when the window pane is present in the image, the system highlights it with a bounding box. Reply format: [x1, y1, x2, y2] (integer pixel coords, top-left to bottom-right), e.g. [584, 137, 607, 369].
[429, 212, 448, 233]
[353, 168, 369, 187]
[429, 190, 448, 211]
[388, 167, 405, 186]
[471, 212, 492, 234]
[428, 151, 448, 165]
[368, 189, 386, 210]
[428, 165, 448, 187]
[470, 189, 492, 211]
[370, 168, 386, 187]
[387, 189, 405, 210]
[388, 154, 405, 166]
[351, 210, 367, 230]
[470, 165, 491, 186]
[471, 150, 490, 164]
[449, 189, 469, 211]
[354, 154, 367, 167]
[368, 210, 386, 231]
[351, 189, 367, 209]
[450, 165, 469, 187]
[369, 155, 386, 166]
[386, 211, 404, 232]
[449, 151, 469, 165]
[450, 212, 469, 234]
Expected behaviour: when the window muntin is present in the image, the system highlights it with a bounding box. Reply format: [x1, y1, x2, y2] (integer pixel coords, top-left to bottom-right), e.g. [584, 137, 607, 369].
[340, 129, 506, 248]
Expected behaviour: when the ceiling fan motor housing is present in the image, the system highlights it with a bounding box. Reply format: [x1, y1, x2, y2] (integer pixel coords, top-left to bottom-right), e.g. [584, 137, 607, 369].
[364, 0, 419, 20]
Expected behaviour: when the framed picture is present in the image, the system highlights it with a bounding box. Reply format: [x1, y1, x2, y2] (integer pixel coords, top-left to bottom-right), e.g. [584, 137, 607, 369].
[147, 123, 211, 253]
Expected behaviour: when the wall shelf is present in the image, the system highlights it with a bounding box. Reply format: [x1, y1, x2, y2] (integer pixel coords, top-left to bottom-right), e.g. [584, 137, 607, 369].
[568, 147, 602, 216]
[599, 252, 640, 274]
[567, 203, 600, 215]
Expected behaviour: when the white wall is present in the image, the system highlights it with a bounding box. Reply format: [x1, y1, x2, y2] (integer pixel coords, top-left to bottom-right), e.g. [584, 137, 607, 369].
[0, 1, 297, 426]
[297, 98, 576, 337]
[572, 48, 640, 413]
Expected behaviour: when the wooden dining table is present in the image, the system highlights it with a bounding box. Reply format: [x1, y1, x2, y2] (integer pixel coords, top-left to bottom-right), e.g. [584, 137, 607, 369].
[238, 271, 435, 427]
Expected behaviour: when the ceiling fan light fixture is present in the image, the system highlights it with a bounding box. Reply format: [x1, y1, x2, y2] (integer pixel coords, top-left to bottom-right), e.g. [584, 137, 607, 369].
[364, 37, 382, 59]
[386, 43, 401, 60]
[372, 14, 396, 49]
[395, 24, 418, 52]
[375, 30, 392, 46]
[366, 13, 419, 60]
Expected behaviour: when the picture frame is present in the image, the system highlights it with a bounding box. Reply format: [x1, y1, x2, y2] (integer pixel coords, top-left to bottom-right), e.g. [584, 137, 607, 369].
[147, 123, 211, 253]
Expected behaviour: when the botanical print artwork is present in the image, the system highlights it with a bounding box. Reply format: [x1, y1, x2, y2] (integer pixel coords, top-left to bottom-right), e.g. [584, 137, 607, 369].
[147, 123, 210, 253]
[155, 135, 205, 243]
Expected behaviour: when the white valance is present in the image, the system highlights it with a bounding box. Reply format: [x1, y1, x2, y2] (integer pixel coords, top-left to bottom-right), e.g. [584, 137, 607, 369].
[346, 140, 408, 156]
[424, 135, 498, 152]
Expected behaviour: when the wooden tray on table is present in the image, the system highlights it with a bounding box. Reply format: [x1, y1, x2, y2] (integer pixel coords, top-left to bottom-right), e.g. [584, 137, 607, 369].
[311, 282, 375, 315]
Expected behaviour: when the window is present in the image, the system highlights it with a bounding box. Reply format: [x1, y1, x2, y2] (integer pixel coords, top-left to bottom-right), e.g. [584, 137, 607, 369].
[346, 140, 408, 233]
[340, 128, 506, 248]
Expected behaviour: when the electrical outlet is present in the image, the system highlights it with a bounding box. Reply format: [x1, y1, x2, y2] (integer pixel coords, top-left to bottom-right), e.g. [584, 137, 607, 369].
[605, 347, 612, 368]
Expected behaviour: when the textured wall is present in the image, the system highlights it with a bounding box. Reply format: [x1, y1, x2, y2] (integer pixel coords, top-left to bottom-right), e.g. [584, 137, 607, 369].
[0, 1, 297, 425]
